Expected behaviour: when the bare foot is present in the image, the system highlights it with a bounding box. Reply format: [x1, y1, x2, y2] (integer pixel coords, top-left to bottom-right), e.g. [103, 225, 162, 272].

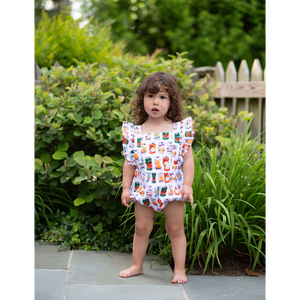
[172, 270, 187, 284]
[119, 265, 143, 278]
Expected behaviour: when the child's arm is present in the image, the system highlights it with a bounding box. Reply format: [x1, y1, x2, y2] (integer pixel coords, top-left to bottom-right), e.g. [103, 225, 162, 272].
[121, 160, 136, 208]
[182, 147, 194, 206]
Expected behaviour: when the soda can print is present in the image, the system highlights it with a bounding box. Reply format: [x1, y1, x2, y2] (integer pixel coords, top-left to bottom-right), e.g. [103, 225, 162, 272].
[152, 173, 156, 183]
[163, 157, 170, 172]
[137, 137, 142, 148]
[123, 137, 129, 145]
[158, 173, 164, 183]
[169, 172, 175, 182]
[154, 132, 160, 140]
[154, 186, 160, 198]
[145, 133, 151, 140]
[145, 157, 153, 171]
[173, 160, 178, 170]
[134, 182, 140, 192]
[146, 173, 151, 182]
[146, 187, 152, 196]
[174, 133, 180, 143]
[154, 156, 162, 170]
[143, 199, 150, 206]
[158, 142, 165, 154]
[164, 173, 170, 183]
[167, 142, 172, 153]
[141, 143, 147, 154]
[185, 130, 193, 138]
[139, 160, 145, 171]
[168, 185, 174, 196]
[149, 143, 156, 154]
[172, 145, 177, 157]
[162, 132, 169, 140]
[160, 187, 167, 197]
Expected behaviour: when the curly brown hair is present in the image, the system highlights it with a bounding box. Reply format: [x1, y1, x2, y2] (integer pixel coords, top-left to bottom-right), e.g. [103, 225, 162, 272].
[132, 72, 184, 125]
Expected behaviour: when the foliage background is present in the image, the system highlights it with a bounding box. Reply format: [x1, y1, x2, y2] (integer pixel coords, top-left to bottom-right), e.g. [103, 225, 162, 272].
[79, 0, 265, 68]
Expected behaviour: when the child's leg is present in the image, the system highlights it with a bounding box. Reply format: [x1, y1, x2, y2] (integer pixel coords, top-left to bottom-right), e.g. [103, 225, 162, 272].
[119, 202, 155, 278]
[163, 201, 187, 284]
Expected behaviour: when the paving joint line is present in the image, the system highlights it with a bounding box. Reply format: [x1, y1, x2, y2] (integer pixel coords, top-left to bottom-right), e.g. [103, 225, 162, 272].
[179, 284, 190, 300]
[63, 250, 73, 300]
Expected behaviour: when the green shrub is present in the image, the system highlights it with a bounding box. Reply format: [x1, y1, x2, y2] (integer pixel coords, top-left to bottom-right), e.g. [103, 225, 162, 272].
[121, 124, 265, 273]
[35, 10, 125, 69]
[35, 52, 246, 227]
[39, 210, 132, 252]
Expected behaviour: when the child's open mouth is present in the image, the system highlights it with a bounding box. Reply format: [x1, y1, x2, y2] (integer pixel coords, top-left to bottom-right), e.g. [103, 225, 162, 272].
[152, 108, 159, 113]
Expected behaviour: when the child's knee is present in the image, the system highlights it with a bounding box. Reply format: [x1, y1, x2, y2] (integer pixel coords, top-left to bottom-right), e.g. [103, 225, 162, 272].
[166, 225, 184, 238]
[135, 223, 152, 237]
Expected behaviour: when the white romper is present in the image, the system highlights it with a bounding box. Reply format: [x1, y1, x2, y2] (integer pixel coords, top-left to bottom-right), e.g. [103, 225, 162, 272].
[122, 117, 194, 211]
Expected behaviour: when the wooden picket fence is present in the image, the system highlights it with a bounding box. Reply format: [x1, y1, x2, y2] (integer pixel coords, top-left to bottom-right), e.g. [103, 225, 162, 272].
[195, 59, 266, 143]
[35, 58, 266, 142]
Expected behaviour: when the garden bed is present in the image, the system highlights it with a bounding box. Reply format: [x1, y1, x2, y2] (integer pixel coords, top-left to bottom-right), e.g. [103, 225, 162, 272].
[184, 254, 265, 277]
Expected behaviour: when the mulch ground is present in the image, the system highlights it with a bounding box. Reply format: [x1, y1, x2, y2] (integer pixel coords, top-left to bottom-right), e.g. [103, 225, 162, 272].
[171, 254, 265, 277]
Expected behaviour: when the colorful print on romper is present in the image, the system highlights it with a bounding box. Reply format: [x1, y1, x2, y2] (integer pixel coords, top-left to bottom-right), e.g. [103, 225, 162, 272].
[152, 173, 156, 183]
[149, 143, 156, 154]
[158, 142, 165, 154]
[158, 173, 164, 183]
[163, 157, 170, 171]
[154, 156, 162, 170]
[154, 132, 160, 140]
[134, 182, 140, 192]
[121, 118, 194, 212]
[160, 187, 167, 197]
[143, 199, 150, 206]
[162, 132, 169, 140]
[137, 137, 142, 148]
[145, 157, 153, 171]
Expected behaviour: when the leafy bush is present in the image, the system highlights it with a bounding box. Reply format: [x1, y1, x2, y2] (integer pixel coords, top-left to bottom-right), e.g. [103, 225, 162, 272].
[35, 52, 247, 228]
[121, 124, 265, 273]
[35, 10, 125, 69]
[39, 210, 132, 252]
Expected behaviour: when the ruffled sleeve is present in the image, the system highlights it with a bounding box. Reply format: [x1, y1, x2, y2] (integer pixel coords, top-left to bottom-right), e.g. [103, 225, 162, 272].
[121, 121, 137, 165]
[180, 117, 195, 156]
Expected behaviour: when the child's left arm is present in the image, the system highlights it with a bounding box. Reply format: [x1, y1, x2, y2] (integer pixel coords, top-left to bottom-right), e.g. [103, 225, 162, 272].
[182, 147, 194, 206]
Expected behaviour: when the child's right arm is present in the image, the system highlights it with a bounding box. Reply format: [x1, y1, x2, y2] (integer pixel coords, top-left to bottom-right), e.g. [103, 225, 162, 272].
[121, 160, 136, 208]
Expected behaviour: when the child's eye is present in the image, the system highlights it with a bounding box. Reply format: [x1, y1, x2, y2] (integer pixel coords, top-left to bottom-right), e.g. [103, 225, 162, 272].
[161, 96, 166, 99]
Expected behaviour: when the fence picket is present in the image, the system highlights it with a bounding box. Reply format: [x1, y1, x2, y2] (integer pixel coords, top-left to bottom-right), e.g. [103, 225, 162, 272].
[251, 59, 262, 81]
[214, 61, 225, 107]
[238, 60, 250, 128]
[226, 61, 237, 117]
[238, 60, 249, 82]
[54, 60, 61, 67]
[35, 61, 41, 84]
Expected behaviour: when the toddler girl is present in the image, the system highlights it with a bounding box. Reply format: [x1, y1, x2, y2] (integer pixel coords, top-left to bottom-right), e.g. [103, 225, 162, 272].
[119, 72, 194, 284]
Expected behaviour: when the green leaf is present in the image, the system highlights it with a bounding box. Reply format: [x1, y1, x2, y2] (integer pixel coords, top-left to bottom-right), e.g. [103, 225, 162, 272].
[102, 156, 113, 164]
[60, 175, 70, 183]
[93, 109, 103, 120]
[57, 142, 69, 151]
[84, 117, 93, 124]
[73, 151, 85, 159]
[41, 153, 51, 164]
[95, 154, 103, 165]
[101, 92, 112, 100]
[75, 115, 83, 123]
[108, 119, 119, 129]
[78, 82, 87, 89]
[74, 198, 85, 206]
[74, 156, 86, 166]
[85, 194, 94, 203]
[52, 151, 68, 160]
[74, 174, 88, 183]
[107, 209, 118, 219]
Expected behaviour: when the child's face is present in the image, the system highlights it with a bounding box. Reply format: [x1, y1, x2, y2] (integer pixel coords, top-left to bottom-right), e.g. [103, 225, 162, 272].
[143, 90, 170, 120]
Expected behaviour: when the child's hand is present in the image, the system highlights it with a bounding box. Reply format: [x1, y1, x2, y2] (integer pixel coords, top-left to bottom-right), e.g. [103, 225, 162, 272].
[182, 184, 194, 206]
[121, 188, 131, 208]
